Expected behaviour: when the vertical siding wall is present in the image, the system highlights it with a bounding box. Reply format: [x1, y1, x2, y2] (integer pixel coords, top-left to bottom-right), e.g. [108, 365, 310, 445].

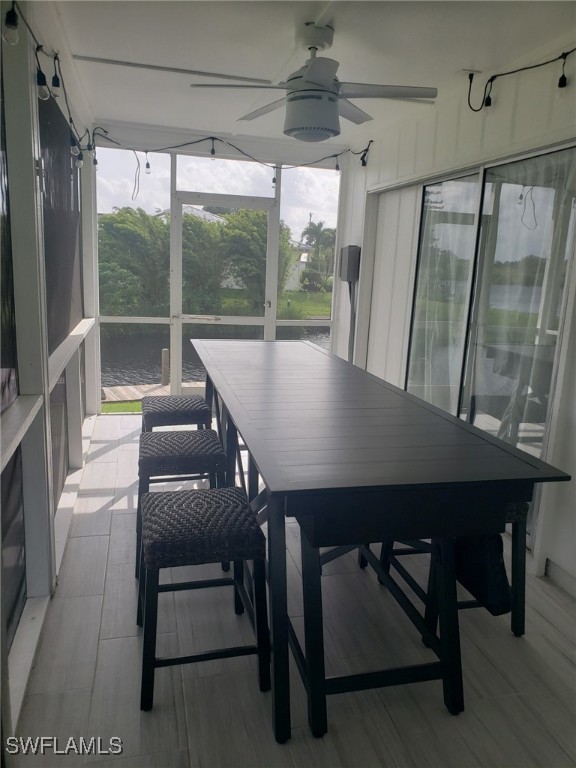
[332, 33, 576, 588]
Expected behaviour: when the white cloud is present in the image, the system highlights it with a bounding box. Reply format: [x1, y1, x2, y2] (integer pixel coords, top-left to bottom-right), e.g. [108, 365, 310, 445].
[96, 147, 339, 239]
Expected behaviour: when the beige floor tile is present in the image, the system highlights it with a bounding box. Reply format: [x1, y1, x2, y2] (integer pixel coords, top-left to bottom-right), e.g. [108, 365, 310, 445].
[28, 596, 102, 694]
[56, 536, 109, 597]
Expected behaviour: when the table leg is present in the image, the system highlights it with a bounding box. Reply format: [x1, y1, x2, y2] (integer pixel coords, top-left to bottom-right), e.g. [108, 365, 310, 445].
[248, 457, 259, 502]
[267, 493, 291, 743]
[510, 519, 526, 637]
[301, 532, 327, 737]
[437, 538, 464, 715]
[223, 405, 238, 488]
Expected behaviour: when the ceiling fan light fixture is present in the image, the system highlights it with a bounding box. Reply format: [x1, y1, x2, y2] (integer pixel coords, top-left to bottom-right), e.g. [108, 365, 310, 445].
[283, 91, 340, 142]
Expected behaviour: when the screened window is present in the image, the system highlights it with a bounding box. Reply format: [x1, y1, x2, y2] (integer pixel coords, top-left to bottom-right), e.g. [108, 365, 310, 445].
[39, 97, 83, 354]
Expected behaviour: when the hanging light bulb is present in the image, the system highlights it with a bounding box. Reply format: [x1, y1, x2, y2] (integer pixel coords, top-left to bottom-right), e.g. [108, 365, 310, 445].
[2, 2, 19, 46]
[210, 138, 216, 160]
[145, 153, 151, 174]
[51, 72, 61, 97]
[70, 133, 80, 156]
[36, 68, 51, 100]
[75, 151, 84, 168]
[51, 57, 61, 97]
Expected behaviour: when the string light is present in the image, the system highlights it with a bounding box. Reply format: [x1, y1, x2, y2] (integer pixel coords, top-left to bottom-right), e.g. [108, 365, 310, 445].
[2, 1, 19, 46]
[70, 132, 80, 156]
[9, 2, 372, 187]
[36, 67, 51, 100]
[51, 54, 61, 97]
[558, 53, 568, 89]
[467, 47, 575, 112]
[35, 46, 51, 100]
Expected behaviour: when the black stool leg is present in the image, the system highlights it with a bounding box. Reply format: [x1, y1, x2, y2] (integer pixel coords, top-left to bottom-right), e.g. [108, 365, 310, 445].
[301, 533, 327, 738]
[135, 475, 149, 578]
[218, 469, 231, 572]
[136, 543, 146, 627]
[253, 558, 271, 692]
[233, 560, 245, 615]
[140, 567, 160, 711]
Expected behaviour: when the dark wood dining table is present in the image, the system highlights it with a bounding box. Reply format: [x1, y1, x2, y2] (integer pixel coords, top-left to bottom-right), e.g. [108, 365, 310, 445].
[192, 339, 570, 743]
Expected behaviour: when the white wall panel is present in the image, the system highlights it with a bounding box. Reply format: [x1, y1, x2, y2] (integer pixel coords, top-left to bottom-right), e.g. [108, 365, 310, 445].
[481, 73, 518, 155]
[415, 112, 438, 175]
[365, 187, 420, 386]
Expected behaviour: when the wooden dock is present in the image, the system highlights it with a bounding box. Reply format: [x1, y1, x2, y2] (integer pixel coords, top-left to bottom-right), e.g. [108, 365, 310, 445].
[102, 383, 204, 401]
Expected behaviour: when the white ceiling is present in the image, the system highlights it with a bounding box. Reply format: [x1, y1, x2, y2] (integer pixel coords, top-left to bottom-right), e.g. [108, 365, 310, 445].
[50, 1, 574, 150]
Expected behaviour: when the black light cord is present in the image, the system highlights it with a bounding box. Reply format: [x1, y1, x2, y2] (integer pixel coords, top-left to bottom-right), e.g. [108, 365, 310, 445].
[13, 0, 41, 47]
[94, 132, 374, 172]
[468, 46, 576, 111]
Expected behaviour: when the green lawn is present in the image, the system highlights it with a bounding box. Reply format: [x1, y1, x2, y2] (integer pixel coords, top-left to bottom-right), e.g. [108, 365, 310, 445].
[220, 288, 332, 319]
[101, 400, 142, 413]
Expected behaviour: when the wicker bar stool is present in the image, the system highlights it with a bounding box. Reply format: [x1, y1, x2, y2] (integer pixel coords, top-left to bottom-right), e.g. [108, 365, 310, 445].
[135, 429, 227, 577]
[141, 395, 212, 432]
[137, 487, 270, 710]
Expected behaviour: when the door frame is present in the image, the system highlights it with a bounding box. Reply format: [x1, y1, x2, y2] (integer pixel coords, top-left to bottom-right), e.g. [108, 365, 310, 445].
[168, 155, 281, 393]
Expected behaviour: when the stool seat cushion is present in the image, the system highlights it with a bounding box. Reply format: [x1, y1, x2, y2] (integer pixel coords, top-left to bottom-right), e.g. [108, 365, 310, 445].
[141, 488, 265, 569]
[142, 395, 212, 430]
[139, 430, 226, 477]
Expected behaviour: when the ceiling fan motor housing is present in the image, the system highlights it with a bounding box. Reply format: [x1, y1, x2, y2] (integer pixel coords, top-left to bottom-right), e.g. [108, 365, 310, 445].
[283, 90, 340, 142]
[298, 23, 334, 52]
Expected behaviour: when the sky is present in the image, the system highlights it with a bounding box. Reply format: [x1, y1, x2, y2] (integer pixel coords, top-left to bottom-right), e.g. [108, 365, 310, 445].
[96, 147, 340, 243]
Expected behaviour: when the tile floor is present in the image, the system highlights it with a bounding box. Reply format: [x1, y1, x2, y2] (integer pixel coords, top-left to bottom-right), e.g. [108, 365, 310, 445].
[9, 414, 576, 768]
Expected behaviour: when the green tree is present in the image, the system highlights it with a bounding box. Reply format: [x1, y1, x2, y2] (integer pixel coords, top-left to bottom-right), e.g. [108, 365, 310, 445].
[181, 214, 225, 313]
[98, 207, 169, 314]
[300, 218, 336, 278]
[219, 209, 295, 310]
[99, 262, 142, 315]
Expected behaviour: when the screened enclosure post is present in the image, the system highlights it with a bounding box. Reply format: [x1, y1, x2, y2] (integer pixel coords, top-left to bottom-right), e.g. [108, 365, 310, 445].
[21, 410, 55, 597]
[80, 159, 101, 415]
[170, 154, 183, 395]
[66, 350, 83, 469]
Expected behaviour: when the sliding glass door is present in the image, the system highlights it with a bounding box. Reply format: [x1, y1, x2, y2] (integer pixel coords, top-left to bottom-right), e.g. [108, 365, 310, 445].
[405, 146, 575, 544]
[406, 175, 480, 413]
[464, 147, 575, 457]
[406, 147, 575, 456]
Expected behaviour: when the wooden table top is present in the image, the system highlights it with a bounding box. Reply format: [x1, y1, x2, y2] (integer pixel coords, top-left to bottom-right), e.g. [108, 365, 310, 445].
[193, 340, 569, 501]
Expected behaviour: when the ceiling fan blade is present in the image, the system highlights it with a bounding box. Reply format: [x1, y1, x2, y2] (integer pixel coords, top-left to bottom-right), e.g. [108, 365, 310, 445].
[302, 57, 339, 87]
[340, 83, 438, 100]
[190, 83, 287, 90]
[73, 55, 271, 84]
[239, 97, 287, 121]
[338, 98, 373, 125]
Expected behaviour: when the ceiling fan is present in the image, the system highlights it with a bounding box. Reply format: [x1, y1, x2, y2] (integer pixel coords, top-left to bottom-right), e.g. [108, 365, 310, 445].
[190, 23, 438, 142]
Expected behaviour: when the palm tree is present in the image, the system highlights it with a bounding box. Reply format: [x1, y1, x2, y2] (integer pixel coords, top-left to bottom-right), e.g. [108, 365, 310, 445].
[301, 218, 336, 277]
